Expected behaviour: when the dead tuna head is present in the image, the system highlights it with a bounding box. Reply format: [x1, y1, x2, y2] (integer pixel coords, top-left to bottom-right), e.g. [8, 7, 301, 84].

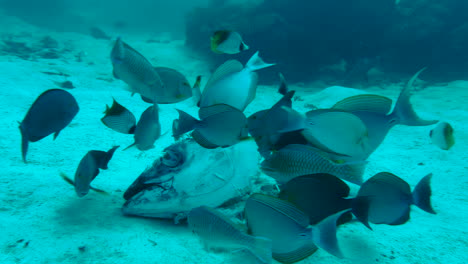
[122, 138, 259, 221]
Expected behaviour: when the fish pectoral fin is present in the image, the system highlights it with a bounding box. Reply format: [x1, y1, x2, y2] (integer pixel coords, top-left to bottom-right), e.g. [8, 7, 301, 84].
[89, 185, 108, 195]
[53, 131, 61, 140]
[213, 173, 226, 181]
[123, 142, 136, 151]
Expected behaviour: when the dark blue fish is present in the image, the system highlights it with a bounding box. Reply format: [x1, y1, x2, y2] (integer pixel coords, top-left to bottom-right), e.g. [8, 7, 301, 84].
[19, 89, 79, 163]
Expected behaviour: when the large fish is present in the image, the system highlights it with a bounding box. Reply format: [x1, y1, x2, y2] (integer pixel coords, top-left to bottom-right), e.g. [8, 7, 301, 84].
[61, 146, 119, 197]
[199, 51, 275, 111]
[173, 104, 249, 149]
[330, 68, 438, 160]
[125, 104, 161, 151]
[245, 194, 348, 263]
[122, 139, 259, 221]
[188, 206, 272, 264]
[140, 67, 193, 104]
[260, 144, 365, 185]
[19, 89, 79, 163]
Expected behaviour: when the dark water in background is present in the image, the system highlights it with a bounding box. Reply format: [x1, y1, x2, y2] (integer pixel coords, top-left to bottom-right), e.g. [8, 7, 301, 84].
[1, 0, 468, 84]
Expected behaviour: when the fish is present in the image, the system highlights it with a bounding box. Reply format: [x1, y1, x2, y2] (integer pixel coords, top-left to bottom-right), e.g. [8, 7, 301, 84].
[330, 68, 438, 160]
[140, 67, 193, 104]
[110, 38, 166, 103]
[210, 30, 249, 54]
[19, 89, 79, 163]
[124, 104, 161, 151]
[354, 172, 436, 229]
[188, 206, 272, 264]
[245, 194, 349, 263]
[301, 109, 370, 159]
[101, 98, 136, 134]
[260, 144, 365, 185]
[199, 51, 275, 111]
[173, 104, 249, 149]
[122, 138, 259, 221]
[279, 174, 353, 225]
[61, 146, 119, 197]
[90, 27, 111, 40]
[429, 122, 454, 150]
[192, 75, 202, 107]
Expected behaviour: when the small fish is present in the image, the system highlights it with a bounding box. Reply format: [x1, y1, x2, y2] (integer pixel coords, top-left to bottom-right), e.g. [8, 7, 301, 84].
[19, 89, 79, 163]
[354, 172, 436, 229]
[89, 27, 111, 40]
[125, 105, 161, 151]
[110, 38, 165, 103]
[210, 30, 249, 54]
[173, 104, 249, 149]
[260, 144, 365, 185]
[245, 194, 348, 263]
[140, 67, 193, 104]
[101, 98, 136, 134]
[331, 68, 438, 160]
[199, 52, 275, 111]
[61, 146, 119, 197]
[279, 174, 354, 225]
[429, 122, 454, 150]
[192, 75, 202, 107]
[188, 206, 272, 264]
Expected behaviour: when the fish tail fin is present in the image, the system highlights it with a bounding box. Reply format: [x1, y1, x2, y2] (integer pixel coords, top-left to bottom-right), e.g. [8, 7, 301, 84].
[311, 209, 350, 258]
[391, 68, 437, 126]
[412, 173, 436, 214]
[351, 196, 373, 230]
[19, 124, 29, 163]
[173, 109, 198, 138]
[247, 236, 272, 264]
[60, 172, 75, 186]
[245, 51, 275, 72]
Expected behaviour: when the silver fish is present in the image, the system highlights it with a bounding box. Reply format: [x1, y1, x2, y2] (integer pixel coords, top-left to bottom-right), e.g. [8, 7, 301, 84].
[173, 104, 249, 149]
[140, 67, 193, 104]
[61, 146, 119, 197]
[245, 194, 348, 263]
[188, 206, 272, 264]
[260, 144, 365, 185]
[199, 51, 275, 111]
[19, 89, 79, 163]
[125, 104, 161, 151]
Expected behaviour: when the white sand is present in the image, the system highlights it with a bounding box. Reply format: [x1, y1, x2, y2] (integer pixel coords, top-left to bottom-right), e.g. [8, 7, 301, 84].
[0, 15, 467, 264]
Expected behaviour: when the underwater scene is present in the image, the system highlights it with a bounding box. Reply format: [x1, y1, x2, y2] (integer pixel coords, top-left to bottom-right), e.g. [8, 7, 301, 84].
[0, 0, 466, 263]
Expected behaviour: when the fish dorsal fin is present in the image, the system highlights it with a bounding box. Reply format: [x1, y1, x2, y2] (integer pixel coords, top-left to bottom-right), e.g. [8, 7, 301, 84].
[198, 103, 239, 120]
[250, 194, 309, 227]
[273, 242, 318, 264]
[104, 98, 127, 115]
[191, 130, 218, 149]
[332, 94, 392, 114]
[367, 172, 411, 195]
[204, 60, 244, 91]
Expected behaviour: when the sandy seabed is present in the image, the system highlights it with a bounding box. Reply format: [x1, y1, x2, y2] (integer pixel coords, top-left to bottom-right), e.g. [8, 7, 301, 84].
[0, 14, 467, 264]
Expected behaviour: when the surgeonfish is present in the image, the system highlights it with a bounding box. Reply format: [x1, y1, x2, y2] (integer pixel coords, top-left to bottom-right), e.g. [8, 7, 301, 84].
[110, 38, 166, 103]
[199, 51, 275, 111]
[61, 146, 119, 197]
[429, 122, 454, 150]
[192, 75, 202, 107]
[101, 98, 136, 134]
[245, 194, 349, 263]
[19, 89, 79, 163]
[260, 144, 365, 185]
[354, 172, 436, 229]
[125, 104, 161, 151]
[173, 104, 249, 149]
[210, 30, 249, 54]
[279, 174, 354, 225]
[188, 206, 272, 264]
[139, 67, 193, 104]
[330, 68, 438, 160]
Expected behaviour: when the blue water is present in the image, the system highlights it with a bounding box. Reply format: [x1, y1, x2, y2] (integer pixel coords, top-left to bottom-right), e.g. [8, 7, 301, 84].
[0, 1, 466, 264]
